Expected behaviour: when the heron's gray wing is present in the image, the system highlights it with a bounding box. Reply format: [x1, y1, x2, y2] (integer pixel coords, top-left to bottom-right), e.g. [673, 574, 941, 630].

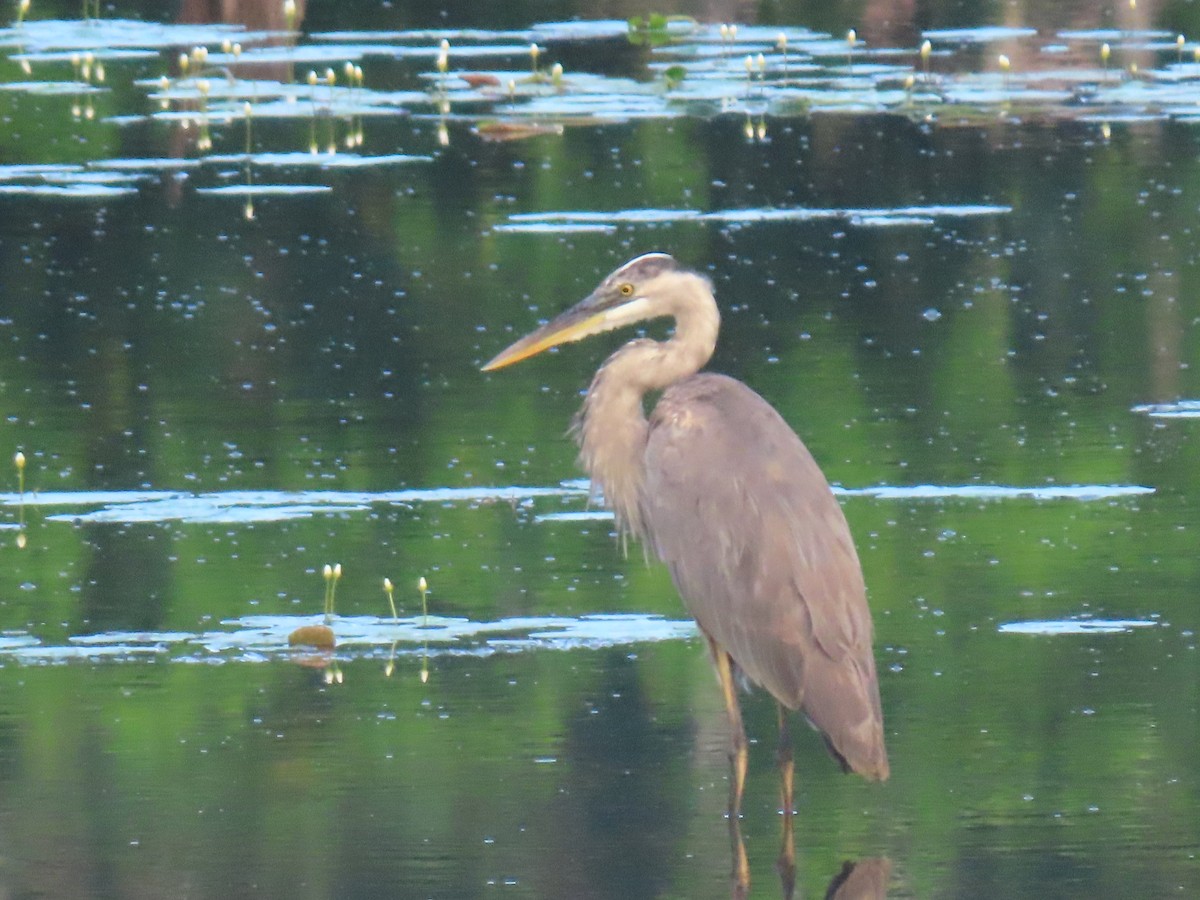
[642, 373, 887, 779]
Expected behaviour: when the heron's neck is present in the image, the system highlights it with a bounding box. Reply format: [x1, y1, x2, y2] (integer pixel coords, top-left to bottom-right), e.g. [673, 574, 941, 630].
[574, 274, 720, 541]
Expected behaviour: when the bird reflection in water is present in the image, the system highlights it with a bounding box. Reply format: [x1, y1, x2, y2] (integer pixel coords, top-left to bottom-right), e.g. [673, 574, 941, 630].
[734, 763, 892, 900]
[484, 253, 888, 896]
[825, 857, 892, 899]
[724, 704, 800, 898]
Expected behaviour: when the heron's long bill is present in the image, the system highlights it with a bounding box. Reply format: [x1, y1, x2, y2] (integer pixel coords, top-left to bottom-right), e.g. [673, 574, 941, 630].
[481, 291, 650, 372]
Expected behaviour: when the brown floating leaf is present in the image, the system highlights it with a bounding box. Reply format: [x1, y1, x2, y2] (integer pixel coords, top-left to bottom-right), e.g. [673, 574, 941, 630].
[473, 121, 564, 142]
[461, 73, 501, 88]
[288, 624, 336, 650]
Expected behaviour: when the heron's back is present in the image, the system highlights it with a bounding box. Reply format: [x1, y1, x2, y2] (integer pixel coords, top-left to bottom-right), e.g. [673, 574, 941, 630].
[641, 372, 888, 780]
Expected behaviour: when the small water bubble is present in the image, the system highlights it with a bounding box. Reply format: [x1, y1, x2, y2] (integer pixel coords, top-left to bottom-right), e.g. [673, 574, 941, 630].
[922, 307, 942, 322]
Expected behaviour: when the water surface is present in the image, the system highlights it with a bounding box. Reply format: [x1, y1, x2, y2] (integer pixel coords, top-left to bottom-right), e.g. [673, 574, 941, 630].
[0, 2, 1198, 897]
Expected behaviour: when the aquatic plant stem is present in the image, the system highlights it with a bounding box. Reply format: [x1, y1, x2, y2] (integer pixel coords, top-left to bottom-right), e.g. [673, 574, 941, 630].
[384, 577, 397, 623]
[322, 563, 333, 622]
[418, 576, 429, 683]
[14, 451, 25, 542]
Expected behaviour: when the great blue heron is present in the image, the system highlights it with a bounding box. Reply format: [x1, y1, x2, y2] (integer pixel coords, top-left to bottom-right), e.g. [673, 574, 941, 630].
[482, 251, 888, 814]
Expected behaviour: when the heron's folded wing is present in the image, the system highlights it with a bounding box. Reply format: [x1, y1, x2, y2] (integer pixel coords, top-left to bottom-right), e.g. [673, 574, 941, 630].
[642, 373, 887, 778]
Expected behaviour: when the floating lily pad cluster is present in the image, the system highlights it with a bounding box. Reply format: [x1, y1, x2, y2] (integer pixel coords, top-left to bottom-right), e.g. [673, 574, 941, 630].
[0, 15, 1197, 199]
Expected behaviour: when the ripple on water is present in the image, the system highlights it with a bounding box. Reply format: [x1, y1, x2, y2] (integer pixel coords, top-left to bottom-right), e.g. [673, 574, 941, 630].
[0, 183, 139, 198]
[998, 619, 1158, 635]
[0, 613, 698, 666]
[0, 481, 1150, 526]
[0, 18, 266, 53]
[922, 27, 1040, 43]
[3, 484, 586, 524]
[835, 484, 1154, 500]
[1131, 400, 1200, 418]
[500, 204, 1012, 233]
[541, 483, 1156, 522]
[195, 185, 334, 197]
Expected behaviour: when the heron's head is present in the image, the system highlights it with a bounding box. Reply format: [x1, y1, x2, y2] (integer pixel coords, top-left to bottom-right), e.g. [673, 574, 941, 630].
[481, 252, 697, 371]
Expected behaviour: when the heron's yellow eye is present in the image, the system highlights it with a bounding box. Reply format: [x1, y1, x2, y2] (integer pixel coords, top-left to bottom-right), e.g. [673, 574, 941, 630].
[619, 283, 634, 296]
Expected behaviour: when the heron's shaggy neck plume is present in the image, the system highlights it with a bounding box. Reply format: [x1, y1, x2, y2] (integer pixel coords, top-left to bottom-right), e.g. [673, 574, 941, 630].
[573, 271, 720, 542]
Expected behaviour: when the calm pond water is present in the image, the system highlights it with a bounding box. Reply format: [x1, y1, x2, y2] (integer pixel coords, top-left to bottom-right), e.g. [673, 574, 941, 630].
[0, 1, 1198, 897]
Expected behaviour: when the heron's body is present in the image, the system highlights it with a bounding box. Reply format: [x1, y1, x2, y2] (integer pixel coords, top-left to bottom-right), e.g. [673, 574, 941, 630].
[483, 252, 888, 787]
[643, 373, 887, 778]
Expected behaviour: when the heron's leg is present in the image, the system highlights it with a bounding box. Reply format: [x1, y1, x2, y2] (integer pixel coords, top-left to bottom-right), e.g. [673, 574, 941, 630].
[707, 635, 750, 897]
[729, 804, 750, 900]
[776, 702, 796, 899]
[709, 637, 749, 811]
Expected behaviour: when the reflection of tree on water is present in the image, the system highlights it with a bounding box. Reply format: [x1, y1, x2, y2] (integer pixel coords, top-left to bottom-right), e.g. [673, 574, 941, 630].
[57, 207, 174, 634]
[177, 0, 305, 58]
[540, 651, 691, 898]
[79, 524, 173, 633]
[166, 0, 308, 202]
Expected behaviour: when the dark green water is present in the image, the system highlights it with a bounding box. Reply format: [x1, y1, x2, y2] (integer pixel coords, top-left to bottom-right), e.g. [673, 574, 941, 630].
[0, 2, 1197, 897]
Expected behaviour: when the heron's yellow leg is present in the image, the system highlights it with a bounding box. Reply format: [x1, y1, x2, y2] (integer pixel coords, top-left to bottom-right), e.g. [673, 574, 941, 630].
[709, 637, 748, 811]
[707, 635, 750, 897]
[730, 813, 750, 900]
[776, 702, 797, 899]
